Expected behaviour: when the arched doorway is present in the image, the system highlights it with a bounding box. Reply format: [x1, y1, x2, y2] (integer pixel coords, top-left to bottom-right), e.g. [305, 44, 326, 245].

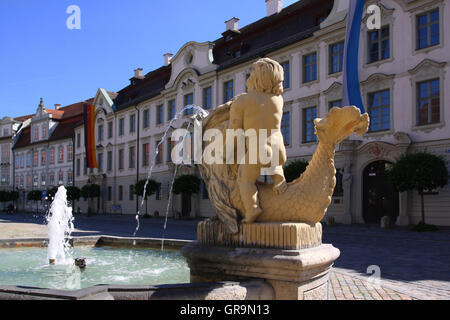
[363, 160, 399, 224]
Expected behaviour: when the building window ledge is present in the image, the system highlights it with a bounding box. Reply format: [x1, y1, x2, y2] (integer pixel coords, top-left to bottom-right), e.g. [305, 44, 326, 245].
[363, 129, 394, 139]
[412, 122, 445, 132]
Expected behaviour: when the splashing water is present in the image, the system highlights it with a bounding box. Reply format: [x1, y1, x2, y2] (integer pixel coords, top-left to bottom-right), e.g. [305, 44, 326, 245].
[46, 186, 74, 264]
[133, 105, 209, 246]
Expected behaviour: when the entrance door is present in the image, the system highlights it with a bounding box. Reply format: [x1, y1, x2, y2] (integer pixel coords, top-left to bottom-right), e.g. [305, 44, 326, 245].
[181, 193, 191, 217]
[363, 161, 399, 224]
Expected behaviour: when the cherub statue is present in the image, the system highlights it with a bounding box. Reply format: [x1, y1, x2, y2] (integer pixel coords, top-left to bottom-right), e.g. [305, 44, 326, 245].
[228, 58, 288, 223]
[198, 59, 370, 235]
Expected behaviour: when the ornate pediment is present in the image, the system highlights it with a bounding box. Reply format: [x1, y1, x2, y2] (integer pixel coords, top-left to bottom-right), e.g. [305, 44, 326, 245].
[408, 59, 447, 76]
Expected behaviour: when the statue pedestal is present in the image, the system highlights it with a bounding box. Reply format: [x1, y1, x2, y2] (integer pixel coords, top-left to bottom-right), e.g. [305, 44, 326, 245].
[181, 220, 340, 300]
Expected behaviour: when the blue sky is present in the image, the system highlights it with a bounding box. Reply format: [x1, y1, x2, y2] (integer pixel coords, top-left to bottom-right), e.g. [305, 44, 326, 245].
[0, 0, 298, 118]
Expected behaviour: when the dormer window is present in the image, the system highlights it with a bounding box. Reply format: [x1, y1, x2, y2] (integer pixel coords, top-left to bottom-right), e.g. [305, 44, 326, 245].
[34, 127, 39, 140]
[42, 125, 47, 139]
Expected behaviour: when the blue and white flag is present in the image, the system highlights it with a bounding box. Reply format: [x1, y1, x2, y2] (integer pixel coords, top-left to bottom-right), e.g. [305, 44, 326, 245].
[342, 0, 365, 113]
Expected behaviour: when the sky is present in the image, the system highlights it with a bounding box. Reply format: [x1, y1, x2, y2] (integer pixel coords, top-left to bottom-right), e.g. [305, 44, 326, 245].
[0, 0, 298, 118]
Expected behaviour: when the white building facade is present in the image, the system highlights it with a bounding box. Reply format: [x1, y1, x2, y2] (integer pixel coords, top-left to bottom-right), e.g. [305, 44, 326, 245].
[71, 0, 450, 226]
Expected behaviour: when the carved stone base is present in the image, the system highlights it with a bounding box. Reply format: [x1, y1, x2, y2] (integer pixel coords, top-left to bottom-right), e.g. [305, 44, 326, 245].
[198, 220, 322, 250]
[183, 221, 340, 300]
[181, 242, 340, 300]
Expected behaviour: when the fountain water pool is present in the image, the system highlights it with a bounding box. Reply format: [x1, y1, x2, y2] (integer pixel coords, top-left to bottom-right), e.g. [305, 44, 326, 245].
[0, 246, 189, 290]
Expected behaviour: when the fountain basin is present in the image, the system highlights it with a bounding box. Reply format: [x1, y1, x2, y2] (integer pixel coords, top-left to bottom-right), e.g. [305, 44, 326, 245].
[0, 236, 273, 300]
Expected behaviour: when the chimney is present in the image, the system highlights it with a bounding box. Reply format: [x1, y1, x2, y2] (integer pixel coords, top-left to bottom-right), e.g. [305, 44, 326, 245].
[134, 68, 143, 78]
[266, 0, 283, 16]
[54, 104, 61, 110]
[225, 17, 239, 32]
[164, 53, 173, 66]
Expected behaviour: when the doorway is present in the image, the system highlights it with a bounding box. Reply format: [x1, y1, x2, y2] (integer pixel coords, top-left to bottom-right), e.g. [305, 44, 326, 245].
[181, 193, 191, 217]
[363, 160, 399, 224]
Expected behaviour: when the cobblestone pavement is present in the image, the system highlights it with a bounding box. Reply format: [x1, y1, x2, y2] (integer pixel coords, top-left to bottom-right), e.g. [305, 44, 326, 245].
[1, 213, 449, 300]
[329, 269, 415, 300]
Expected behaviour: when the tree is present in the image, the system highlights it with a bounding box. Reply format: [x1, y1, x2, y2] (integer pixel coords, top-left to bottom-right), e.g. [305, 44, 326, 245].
[66, 186, 81, 202]
[81, 184, 101, 214]
[27, 190, 42, 214]
[134, 179, 160, 216]
[283, 160, 309, 183]
[172, 175, 201, 195]
[388, 151, 449, 227]
[0, 191, 9, 210]
[46, 187, 59, 202]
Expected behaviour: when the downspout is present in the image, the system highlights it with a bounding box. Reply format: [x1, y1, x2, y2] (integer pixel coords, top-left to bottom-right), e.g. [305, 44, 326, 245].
[135, 105, 140, 214]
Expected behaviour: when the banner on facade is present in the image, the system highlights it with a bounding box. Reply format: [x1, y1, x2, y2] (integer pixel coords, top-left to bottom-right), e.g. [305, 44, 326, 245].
[83, 103, 98, 169]
[342, 0, 365, 114]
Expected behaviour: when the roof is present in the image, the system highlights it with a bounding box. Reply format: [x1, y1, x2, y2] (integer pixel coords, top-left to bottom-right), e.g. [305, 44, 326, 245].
[113, 0, 333, 111]
[114, 65, 172, 111]
[12, 97, 95, 150]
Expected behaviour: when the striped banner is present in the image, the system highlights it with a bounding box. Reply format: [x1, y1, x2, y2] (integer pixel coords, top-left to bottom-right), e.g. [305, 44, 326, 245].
[83, 103, 98, 169]
[342, 0, 365, 114]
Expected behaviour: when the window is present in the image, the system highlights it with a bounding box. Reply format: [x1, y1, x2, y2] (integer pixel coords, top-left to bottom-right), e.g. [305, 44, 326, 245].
[129, 114, 136, 133]
[281, 112, 290, 146]
[184, 93, 194, 115]
[280, 61, 290, 88]
[49, 149, 55, 164]
[107, 122, 113, 139]
[34, 127, 39, 140]
[58, 171, 64, 185]
[98, 153, 103, 172]
[329, 42, 344, 74]
[416, 9, 440, 50]
[303, 53, 317, 83]
[67, 145, 73, 162]
[167, 138, 176, 163]
[156, 140, 162, 164]
[76, 158, 81, 176]
[27, 175, 31, 188]
[143, 143, 150, 167]
[129, 185, 134, 201]
[33, 151, 38, 166]
[27, 153, 32, 167]
[129, 146, 135, 169]
[67, 171, 73, 185]
[367, 26, 390, 63]
[42, 126, 47, 139]
[77, 133, 81, 148]
[58, 147, 64, 163]
[417, 79, 440, 126]
[303, 107, 317, 143]
[41, 173, 46, 186]
[118, 149, 124, 170]
[203, 87, 212, 109]
[107, 151, 113, 171]
[41, 151, 46, 166]
[118, 185, 123, 201]
[107, 186, 112, 201]
[329, 100, 342, 110]
[223, 80, 234, 103]
[143, 109, 150, 128]
[98, 124, 104, 142]
[168, 100, 176, 120]
[368, 89, 390, 132]
[155, 105, 163, 124]
[119, 118, 125, 136]
[333, 169, 344, 197]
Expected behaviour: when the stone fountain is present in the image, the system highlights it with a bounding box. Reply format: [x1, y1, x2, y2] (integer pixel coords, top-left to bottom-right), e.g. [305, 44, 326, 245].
[181, 58, 370, 300]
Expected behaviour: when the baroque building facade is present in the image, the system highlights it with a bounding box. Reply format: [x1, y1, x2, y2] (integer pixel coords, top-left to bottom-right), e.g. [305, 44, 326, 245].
[72, 0, 450, 226]
[3, 0, 449, 226]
